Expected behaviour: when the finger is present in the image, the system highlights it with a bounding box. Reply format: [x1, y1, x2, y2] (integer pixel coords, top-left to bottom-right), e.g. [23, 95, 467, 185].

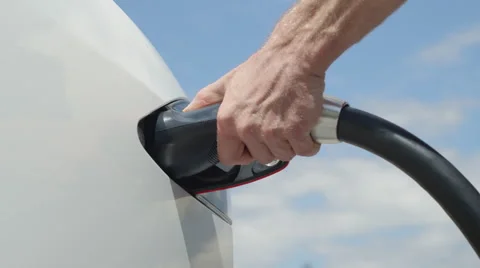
[217, 115, 255, 165]
[243, 137, 276, 165]
[217, 131, 245, 165]
[217, 133, 253, 165]
[184, 68, 238, 112]
[263, 129, 295, 161]
[183, 84, 225, 112]
[263, 135, 295, 161]
[289, 134, 321, 157]
[239, 124, 276, 164]
[238, 148, 254, 165]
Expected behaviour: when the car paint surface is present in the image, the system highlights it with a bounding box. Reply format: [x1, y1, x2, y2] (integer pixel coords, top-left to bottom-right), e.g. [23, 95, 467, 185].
[0, 0, 233, 267]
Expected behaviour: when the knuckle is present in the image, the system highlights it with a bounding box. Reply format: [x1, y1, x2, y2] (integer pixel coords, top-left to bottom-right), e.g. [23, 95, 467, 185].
[262, 125, 281, 140]
[217, 112, 234, 124]
[218, 114, 242, 139]
[238, 123, 257, 139]
[262, 127, 276, 140]
[297, 141, 320, 157]
[286, 121, 309, 140]
[217, 114, 235, 133]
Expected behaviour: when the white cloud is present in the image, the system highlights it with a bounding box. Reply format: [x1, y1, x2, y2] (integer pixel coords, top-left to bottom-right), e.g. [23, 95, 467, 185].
[417, 24, 480, 65]
[355, 98, 478, 138]
[229, 99, 480, 268]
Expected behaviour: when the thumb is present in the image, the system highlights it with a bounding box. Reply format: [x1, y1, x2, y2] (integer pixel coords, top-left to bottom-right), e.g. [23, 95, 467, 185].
[183, 81, 226, 112]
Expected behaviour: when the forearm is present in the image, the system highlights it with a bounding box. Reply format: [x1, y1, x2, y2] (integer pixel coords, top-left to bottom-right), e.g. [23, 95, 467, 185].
[263, 0, 407, 72]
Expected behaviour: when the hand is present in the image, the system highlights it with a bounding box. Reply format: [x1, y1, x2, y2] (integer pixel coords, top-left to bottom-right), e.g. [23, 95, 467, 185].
[184, 48, 324, 166]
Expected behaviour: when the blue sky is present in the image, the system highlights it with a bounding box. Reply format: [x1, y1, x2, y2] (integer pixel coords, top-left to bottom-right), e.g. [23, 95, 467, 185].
[116, 1, 479, 267]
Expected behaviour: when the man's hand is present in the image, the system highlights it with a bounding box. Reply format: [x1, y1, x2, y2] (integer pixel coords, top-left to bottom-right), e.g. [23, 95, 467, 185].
[184, 0, 406, 166]
[184, 48, 324, 165]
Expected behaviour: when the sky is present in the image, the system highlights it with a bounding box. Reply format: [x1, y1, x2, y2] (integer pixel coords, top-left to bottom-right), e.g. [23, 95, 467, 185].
[115, 0, 480, 267]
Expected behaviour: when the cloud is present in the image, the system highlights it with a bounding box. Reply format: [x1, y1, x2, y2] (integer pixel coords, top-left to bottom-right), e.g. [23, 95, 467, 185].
[417, 24, 480, 65]
[354, 98, 478, 138]
[231, 153, 479, 268]
[229, 98, 479, 268]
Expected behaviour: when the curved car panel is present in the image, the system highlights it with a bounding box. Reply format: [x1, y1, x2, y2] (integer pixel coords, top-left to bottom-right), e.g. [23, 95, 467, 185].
[0, 0, 232, 267]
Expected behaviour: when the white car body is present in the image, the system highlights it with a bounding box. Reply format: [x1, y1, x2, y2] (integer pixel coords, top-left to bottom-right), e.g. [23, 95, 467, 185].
[0, 0, 233, 267]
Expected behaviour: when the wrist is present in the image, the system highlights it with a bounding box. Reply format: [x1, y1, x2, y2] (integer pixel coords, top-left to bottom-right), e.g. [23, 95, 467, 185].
[261, 29, 346, 75]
